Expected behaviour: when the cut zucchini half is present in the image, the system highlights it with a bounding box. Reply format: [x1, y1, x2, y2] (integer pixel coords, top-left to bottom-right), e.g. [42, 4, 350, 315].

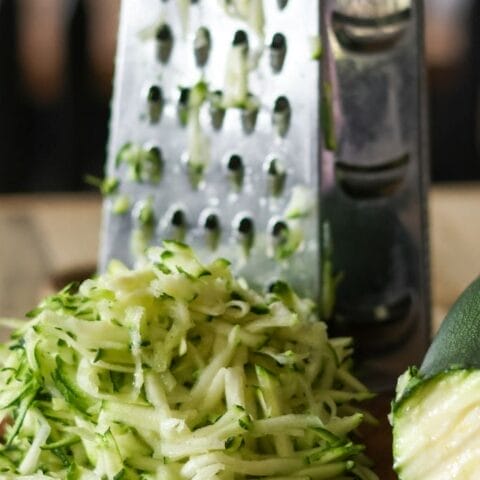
[392, 276, 480, 479]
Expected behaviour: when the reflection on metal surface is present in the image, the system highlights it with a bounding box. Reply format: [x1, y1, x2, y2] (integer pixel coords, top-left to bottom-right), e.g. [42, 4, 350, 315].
[335, 154, 409, 199]
[321, 0, 430, 389]
[333, 0, 412, 52]
[335, 291, 414, 354]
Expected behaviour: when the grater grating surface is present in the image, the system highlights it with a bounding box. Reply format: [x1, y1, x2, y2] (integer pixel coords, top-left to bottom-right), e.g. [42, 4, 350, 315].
[100, 0, 322, 298]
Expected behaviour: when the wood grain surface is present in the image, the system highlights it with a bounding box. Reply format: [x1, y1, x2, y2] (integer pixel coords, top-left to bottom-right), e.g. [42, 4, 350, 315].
[362, 393, 397, 479]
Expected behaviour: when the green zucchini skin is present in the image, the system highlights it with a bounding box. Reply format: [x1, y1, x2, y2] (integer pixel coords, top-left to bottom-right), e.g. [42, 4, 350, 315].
[391, 276, 480, 478]
[393, 276, 480, 405]
[420, 276, 480, 379]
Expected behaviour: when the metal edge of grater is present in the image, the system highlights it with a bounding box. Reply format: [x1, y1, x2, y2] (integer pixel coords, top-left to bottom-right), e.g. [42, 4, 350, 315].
[99, 0, 322, 300]
[319, 0, 430, 389]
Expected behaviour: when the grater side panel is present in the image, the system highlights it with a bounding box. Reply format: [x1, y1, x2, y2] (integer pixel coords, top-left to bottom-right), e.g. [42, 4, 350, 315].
[320, 0, 430, 389]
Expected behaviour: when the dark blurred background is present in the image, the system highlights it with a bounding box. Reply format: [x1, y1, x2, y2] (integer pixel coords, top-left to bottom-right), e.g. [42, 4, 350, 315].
[0, 0, 119, 192]
[0, 0, 478, 192]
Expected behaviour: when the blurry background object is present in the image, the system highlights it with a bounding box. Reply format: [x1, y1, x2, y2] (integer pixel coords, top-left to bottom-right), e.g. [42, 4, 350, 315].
[0, 0, 120, 192]
[425, 0, 480, 181]
[0, 0, 478, 190]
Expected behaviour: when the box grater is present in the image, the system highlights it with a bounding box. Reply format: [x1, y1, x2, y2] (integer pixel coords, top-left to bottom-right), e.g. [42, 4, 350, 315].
[99, 0, 430, 389]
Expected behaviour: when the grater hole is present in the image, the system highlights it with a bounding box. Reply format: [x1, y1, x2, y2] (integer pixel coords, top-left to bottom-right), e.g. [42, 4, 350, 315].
[179, 88, 190, 103]
[171, 209, 186, 227]
[227, 154, 243, 172]
[204, 213, 219, 231]
[276, 0, 288, 10]
[270, 33, 287, 73]
[133, 200, 155, 228]
[182, 154, 205, 189]
[156, 24, 172, 41]
[271, 220, 288, 239]
[200, 210, 221, 250]
[238, 216, 253, 235]
[264, 156, 286, 196]
[269, 218, 291, 259]
[147, 85, 163, 123]
[274, 95, 289, 112]
[241, 94, 260, 135]
[163, 206, 187, 242]
[235, 214, 255, 254]
[147, 85, 162, 102]
[171, 208, 187, 241]
[147, 144, 162, 160]
[266, 156, 282, 175]
[142, 143, 164, 183]
[194, 27, 211, 67]
[209, 90, 226, 130]
[177, 88, 190, 126]
[156, 24, 174, 63]
[232, 30, 249, 48]
[225, 153, 244, 190]
[272, 96, 291, 137]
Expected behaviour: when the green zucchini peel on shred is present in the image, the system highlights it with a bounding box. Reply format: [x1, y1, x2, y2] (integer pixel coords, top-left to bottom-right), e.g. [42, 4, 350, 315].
[0, 242, 377, 479]
[391, 276, 480, 480]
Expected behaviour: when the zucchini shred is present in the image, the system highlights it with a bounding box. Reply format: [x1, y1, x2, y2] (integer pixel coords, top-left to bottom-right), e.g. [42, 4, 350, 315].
[0, 242, 377, 479]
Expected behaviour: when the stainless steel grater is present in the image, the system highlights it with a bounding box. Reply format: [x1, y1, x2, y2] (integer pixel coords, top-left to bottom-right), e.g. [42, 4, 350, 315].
[100, 0, 323, 297]
[100, 0, 429, 389]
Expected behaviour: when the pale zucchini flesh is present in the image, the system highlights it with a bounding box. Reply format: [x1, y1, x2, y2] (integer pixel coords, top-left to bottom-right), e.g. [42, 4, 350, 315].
[393, 369, 480, 480]
[0, 243, 377, 479]
[392, 276, 480, 479]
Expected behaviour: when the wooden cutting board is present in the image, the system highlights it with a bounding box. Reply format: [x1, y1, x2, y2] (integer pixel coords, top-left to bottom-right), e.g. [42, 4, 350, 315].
[362, 393, 397, 479]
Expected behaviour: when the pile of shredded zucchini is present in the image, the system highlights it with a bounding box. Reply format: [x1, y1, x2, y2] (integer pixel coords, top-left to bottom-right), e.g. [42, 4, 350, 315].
[0, 242, 378, 479]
